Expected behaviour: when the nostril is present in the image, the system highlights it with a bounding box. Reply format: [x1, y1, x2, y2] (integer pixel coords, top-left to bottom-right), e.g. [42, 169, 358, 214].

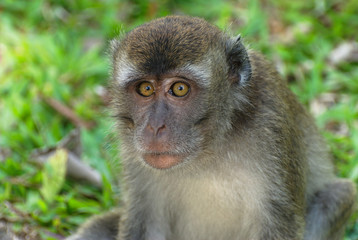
[156, 125, 166, 136]
[146, 124, 166, 136]
[146, 124, 154, 133]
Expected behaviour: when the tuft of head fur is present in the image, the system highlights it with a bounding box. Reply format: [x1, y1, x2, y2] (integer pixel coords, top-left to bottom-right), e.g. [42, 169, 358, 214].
[112, 16, 225, 75]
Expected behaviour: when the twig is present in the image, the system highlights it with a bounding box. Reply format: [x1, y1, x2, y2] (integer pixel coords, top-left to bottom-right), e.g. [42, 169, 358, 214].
[42, 96, 95, 129]
[4, 201, 30, 220]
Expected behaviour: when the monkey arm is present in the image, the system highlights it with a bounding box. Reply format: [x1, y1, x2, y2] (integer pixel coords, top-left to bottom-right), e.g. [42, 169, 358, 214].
[66, 210, 120, 240]
[304, 179, 356, 240]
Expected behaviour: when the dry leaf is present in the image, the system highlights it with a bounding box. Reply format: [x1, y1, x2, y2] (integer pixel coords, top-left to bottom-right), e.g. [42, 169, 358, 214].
[30, 129, 102, 188]
[329, 41, 358, 65]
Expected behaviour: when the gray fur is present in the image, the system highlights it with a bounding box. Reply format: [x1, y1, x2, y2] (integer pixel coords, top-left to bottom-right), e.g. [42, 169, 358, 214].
[67, 16, 356, 240]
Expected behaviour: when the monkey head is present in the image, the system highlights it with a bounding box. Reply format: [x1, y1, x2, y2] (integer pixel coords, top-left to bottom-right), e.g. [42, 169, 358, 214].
[110, 16, 251, 170]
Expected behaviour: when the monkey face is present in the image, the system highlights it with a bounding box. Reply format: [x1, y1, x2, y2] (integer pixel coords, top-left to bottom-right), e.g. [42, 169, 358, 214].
[122, 74, 207, 169]
[110, 16, 250, 170]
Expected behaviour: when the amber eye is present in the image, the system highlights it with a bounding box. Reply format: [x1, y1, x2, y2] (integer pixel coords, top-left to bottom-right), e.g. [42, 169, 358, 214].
[137, 81, 154, 97]
[169, 82, 190, 97]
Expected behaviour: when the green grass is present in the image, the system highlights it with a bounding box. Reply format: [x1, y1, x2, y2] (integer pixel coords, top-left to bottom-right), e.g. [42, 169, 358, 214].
[0, 0, 357, 239]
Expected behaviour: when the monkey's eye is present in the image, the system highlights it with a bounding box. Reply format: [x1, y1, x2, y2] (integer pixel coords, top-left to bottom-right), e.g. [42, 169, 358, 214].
[169, 82, 190, 97]
[137, 82, 154, 97]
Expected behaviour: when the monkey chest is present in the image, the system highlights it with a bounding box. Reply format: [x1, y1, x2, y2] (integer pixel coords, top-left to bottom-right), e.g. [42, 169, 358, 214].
[146, 173, 265, 240]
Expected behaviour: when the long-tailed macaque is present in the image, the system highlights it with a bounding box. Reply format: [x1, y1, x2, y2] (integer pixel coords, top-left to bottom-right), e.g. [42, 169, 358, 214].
[67, 16, 356, 240]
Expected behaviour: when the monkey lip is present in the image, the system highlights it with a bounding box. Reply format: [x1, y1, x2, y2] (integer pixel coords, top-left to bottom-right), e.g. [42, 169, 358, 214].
[143, 152, 187, 169]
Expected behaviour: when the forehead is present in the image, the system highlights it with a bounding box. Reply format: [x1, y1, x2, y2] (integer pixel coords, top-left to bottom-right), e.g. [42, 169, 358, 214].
[114, 57, 213, 88]
[120, 16, 222, 75]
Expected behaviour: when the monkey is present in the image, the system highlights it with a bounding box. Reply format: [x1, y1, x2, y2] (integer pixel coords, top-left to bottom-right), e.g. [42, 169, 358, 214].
[67, 16, 356, 240]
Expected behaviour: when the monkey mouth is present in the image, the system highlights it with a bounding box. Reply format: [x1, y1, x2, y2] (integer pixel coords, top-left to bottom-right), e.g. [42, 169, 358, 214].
[142, 152, 187, 169]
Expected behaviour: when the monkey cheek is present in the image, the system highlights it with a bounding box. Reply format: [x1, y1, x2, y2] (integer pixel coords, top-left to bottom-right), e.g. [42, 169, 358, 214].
[143, 153, 186, 169]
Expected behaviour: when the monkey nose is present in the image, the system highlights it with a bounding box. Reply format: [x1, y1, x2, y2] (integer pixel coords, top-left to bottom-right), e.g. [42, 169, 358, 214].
[146, 123, 167, 137]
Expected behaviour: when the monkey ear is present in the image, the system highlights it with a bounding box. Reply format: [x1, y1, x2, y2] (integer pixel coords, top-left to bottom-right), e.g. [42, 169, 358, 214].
[226, 35, 252, 85]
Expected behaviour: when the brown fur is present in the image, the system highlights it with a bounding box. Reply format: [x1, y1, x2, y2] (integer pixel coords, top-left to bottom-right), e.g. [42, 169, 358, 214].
[67, 16, 356, 240]
[118, 16, 223, 74]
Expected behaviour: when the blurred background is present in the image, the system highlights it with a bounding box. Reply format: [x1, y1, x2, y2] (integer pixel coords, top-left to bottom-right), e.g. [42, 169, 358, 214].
[0, 0, 357, 239]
